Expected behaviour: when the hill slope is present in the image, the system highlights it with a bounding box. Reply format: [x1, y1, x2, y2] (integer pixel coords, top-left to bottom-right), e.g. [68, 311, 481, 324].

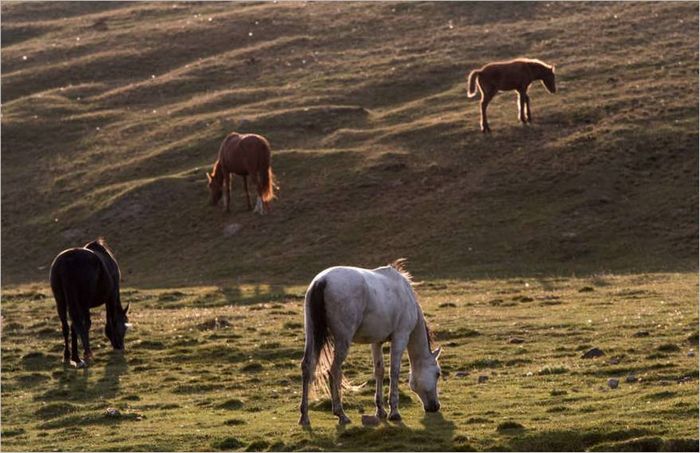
[1, 1, 698, 287]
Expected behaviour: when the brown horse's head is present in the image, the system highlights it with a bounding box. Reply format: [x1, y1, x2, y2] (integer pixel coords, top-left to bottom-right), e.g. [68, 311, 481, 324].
[206, 171, 223, 206]
[542, 65, 556, 94]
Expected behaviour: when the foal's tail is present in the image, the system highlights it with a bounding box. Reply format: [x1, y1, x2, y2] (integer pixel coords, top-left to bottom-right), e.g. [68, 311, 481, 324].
[467, 70, 481, 97]
[260, 166, 277, 203]
[303, 278, 354, 398]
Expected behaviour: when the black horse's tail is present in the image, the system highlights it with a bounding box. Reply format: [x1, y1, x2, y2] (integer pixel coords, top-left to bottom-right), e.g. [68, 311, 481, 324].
[467, 70, 481, 97]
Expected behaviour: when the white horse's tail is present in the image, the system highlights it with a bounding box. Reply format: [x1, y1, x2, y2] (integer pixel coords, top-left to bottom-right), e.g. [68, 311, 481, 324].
[304, 278, 360, 398]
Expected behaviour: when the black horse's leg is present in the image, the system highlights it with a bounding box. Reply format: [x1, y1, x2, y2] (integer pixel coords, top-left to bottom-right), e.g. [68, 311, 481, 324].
[56, 298, 71, 363]
[70, 324, 81, 366]
[243, 175, 252, 211]
[83, 313, 93, 361]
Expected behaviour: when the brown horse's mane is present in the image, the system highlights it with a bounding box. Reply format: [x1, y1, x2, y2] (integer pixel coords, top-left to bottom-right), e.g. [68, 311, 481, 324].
[210, 159, 224, 184]
[389, 258, 436, 350]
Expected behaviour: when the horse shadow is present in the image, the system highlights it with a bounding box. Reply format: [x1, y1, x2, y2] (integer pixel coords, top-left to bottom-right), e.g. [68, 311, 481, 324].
[40, 351, 128, 402]
[307, 412, 460, 451]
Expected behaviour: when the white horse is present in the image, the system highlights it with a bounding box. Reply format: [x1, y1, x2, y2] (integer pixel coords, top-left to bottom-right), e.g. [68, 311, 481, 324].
[299, 260, 442, 426]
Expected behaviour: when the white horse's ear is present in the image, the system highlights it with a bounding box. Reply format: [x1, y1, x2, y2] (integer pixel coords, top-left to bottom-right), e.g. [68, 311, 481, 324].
[432, 347, 442, 359]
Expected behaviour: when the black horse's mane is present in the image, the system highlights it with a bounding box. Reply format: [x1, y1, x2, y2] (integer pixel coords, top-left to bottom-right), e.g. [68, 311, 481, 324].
[85, 237, 114, 257]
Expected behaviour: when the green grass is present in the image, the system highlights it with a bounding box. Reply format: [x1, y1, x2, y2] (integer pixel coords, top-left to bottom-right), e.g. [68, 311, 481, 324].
[2, 273, 698, 451]
[1, 1, 698, 451]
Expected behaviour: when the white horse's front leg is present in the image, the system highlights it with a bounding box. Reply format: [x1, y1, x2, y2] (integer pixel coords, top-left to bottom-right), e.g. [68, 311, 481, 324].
[388, 335, 409, 421]
[372, 343, 387, 418]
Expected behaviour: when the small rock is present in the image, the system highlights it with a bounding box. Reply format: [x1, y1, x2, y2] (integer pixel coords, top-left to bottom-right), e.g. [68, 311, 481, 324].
[477, 375, 488, 384]
[625, 373, 638, 383]
[607, 356, 622, 365]
[105, 408, 121, 417]
[607, 378, 619, 389]
[677, 375, 692, 384]
[633, 331, 650, 337]
[455, 371, 469, 377]
[223, 223, 242, 236]
[581, 347, 605, 359]
[361, 415, 380, 426]
[508, 337, 525, 344]
[688, 351, 695, 357]
[525, 371, 533, 377]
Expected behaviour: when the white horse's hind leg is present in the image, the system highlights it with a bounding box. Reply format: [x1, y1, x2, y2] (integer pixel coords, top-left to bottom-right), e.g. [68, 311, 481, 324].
[330, 341, 351, 424]
[371, 343, 388, 418]
[388, 335, 409, 421]
[299, 355, 314, 426]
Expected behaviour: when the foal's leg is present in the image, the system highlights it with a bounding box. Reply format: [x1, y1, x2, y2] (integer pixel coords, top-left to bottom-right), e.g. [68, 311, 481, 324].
[480, 88, 494, 133]
[371, 343, 388, 418]
[388, 334, 409, 421]
[330, 340, 351, 424]
[525, 94, 532, 123]
[243, 175, 252, 211]
[517, 90, 527, 124]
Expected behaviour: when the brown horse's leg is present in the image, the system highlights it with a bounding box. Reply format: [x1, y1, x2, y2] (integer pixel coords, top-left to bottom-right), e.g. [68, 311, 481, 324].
[480, 89, 494, 133]
[251, 173, 264, 214]
[223, 173, 230, 213]
[243, 175, 252, 211]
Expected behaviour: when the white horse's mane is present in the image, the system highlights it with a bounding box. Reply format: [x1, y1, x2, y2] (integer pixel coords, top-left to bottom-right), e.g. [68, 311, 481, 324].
[389, 258, 414, 284]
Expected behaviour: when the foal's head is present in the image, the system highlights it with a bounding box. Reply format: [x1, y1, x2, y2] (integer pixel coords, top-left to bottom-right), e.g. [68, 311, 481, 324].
[105, 303, 131, 350]
[206, 171, 223, 206]
[409, 342, 442, 413]
[541, 64, 556, 94]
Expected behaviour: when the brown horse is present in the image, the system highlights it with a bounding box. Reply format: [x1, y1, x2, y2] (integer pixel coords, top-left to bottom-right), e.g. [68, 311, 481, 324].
[206, 132, 277, 214]
[467, 58, 556, 132]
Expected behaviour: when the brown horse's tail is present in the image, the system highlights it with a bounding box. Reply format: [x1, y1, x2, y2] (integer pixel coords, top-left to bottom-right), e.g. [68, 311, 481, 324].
[467, 70, 481, 97]
[260, 166, 277, 203]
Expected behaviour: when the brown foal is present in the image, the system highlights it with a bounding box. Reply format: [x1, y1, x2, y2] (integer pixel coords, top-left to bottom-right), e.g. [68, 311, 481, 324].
[467, 58, 556, 132]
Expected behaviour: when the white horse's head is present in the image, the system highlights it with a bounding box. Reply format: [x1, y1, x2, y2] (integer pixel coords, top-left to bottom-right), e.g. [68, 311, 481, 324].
[409, 347, 442, 412]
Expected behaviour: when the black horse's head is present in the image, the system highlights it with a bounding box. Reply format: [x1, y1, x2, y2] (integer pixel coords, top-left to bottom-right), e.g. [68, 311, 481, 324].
[105, 303, 130, 350]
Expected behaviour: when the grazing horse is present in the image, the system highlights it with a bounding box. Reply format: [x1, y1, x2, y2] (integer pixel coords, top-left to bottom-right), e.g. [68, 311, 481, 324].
[467, 58, 556, 132]
[206, 132, 277, 214]
[49, 239, 131, 367]
[299, 260, 442, 426]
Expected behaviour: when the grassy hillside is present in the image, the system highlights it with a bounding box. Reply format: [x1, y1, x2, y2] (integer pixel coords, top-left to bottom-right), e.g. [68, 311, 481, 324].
[1, 2, 698, 452]
[2, 274, 698, 451]
[1, 1, 697, 287]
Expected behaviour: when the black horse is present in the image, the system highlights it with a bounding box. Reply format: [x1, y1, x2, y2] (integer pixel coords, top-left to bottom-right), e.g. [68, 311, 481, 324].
[50, 239, 130, 367]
